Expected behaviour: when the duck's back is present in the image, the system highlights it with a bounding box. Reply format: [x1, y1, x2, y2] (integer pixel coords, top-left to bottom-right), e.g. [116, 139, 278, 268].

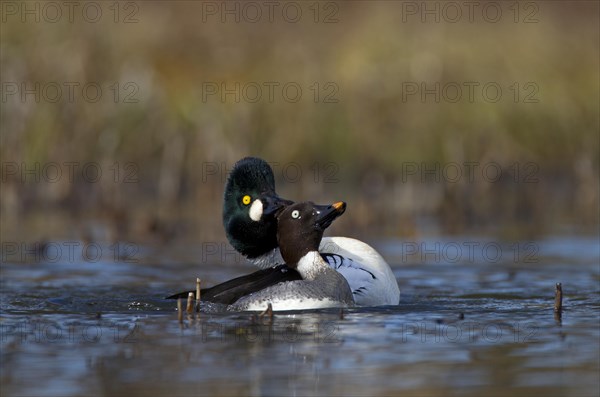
[319, 237, 400, 306]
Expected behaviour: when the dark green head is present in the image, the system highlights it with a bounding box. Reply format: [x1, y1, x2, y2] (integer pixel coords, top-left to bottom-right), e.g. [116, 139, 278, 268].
[222, 157, 292, 258]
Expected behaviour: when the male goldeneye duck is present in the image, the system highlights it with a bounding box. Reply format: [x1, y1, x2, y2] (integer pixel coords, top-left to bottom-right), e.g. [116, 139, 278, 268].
[221, 156, 293, 260]
[229, 201, 354, 311]
[168, 157, 400, 306]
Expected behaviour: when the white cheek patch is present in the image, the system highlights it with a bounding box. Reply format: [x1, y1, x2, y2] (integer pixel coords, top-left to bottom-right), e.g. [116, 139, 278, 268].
[249, 199, 263, 222]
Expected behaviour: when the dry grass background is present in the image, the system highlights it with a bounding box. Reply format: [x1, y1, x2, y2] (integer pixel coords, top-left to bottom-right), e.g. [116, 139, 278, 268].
[1, 1, 598, 246]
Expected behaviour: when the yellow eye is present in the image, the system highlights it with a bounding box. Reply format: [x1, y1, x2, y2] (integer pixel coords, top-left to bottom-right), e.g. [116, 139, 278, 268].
[242, 195, 251, 205]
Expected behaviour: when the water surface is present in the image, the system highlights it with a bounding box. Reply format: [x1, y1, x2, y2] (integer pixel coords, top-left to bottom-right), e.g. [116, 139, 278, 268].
[1, 236, 599, 396]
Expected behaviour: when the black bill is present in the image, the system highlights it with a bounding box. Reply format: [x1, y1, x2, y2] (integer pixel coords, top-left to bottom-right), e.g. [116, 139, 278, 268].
[314, 201, 346, 230]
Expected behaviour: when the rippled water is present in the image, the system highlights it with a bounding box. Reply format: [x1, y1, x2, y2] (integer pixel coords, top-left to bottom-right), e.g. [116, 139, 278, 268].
[1, 236, 599, 396]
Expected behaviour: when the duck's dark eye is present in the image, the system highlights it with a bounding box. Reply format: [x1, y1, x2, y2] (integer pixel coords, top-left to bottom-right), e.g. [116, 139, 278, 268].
[291, 210, 300, 219]
[242, 195, 251, 206]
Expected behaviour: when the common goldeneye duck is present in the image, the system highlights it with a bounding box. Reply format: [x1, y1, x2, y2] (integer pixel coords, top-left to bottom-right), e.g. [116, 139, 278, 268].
[222, 156, 293, 259]
[229, 201, 354, 311]
[168, 157, 400, 306]
[221, 157, 400, 306]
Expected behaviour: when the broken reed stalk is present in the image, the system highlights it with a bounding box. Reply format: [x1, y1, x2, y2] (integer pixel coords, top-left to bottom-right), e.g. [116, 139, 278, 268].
[186, 292, 194, 314]
[554, 283, 563, 313]
[259, 303, 273, 320]
[177, 298, 183, 323]
[196, 278, 201, 313]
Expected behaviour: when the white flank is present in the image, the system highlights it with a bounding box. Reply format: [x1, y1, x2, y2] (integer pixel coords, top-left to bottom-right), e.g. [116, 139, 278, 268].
[243, 297, 343, 311]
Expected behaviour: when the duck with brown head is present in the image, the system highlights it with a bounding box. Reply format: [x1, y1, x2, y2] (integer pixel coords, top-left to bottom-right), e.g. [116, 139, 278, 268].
[229, 201, 354, 311]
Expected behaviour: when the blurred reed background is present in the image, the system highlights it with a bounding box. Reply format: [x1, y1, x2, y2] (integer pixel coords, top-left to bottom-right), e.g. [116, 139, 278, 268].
[1, 1, 598, 247]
